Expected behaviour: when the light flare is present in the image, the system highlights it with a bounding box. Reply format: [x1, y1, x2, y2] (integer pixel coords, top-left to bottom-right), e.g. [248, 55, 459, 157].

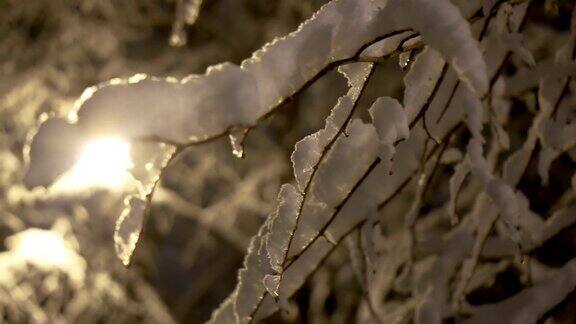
[53, 137, 133, 191]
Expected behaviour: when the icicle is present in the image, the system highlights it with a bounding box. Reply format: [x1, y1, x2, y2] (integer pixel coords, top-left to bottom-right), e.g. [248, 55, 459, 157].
[184, 0, 203, 25]
[399, 50, 413, 70]
[229, 128, 248, 158]
[170, 0, 187, 47]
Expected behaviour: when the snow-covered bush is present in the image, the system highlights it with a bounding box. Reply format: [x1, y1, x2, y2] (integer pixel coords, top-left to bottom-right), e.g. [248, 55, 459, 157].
[14, 0, 576, 322]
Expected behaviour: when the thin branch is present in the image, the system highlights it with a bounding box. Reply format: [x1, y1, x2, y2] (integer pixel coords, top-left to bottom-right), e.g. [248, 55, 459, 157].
[285, 158, 382, 270]
[281, 64, 377, 270]
[406, 137, 450, 266]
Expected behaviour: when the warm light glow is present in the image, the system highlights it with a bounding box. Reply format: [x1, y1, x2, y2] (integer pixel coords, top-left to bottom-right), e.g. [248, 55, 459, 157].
[8, 229, 78, 269]
[0, 227, 86, 285]
[54, 137, 133, 191]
